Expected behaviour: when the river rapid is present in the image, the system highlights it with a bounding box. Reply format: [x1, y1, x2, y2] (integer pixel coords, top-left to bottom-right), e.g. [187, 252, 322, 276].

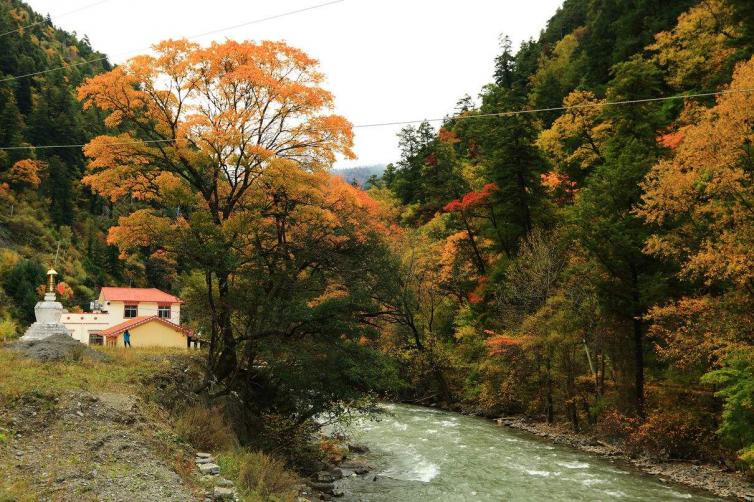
[338, 403, 720, 501]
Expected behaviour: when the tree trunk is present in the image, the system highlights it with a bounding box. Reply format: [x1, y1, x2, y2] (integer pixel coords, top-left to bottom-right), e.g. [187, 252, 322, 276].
[461, 212, 486, 275]
[214, 271, 238, 382]
[630, 265, 645, 419]
[545, 354, 554, 424]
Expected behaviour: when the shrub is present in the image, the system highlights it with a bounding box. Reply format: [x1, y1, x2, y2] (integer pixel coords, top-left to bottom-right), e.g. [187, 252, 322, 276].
[0, 318, 19, 343]
[596, 409, 640, 441]
[238, 451, 299, 500]
[627, 409, 714, 460]
[174, 404, 237, 451]
[218, 450, 299, 501]
[250, 414, 323, 469]
[702, 350, 754, 473]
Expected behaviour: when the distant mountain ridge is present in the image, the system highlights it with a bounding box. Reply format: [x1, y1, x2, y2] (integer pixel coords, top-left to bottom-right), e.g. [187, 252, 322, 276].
[333, 164, 386, 187]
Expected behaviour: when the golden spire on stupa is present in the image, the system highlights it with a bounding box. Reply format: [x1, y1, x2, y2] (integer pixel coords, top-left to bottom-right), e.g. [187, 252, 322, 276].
[46, 268, 58, 294]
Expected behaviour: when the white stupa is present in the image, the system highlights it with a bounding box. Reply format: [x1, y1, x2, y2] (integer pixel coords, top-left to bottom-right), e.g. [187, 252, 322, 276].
[20, 268, 72, 341]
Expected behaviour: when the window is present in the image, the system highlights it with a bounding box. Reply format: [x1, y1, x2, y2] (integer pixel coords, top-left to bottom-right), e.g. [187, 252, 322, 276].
[89, 333, 103, 346]
[158, 305, 171, 319]
[124, 304, 137, 318]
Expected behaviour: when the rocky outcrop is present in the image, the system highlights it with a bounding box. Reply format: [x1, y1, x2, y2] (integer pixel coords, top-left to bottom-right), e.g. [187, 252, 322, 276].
[303, 439, 375, 500]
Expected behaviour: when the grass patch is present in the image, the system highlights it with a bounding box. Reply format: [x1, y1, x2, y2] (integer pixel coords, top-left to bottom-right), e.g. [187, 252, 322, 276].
[0, 345, 189, 402]
[174, 404, 237, 451]
[217, 450, 300, 501]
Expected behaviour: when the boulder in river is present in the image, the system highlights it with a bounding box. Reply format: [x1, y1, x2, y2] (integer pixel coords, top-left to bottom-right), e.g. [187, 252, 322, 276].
[348, 443, 369, 454]
[316, 471, 335, 483]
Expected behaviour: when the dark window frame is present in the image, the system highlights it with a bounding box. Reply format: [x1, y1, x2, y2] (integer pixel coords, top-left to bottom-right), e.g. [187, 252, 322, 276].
[124, 304, 138, 318]
[158, 305, 171, 319]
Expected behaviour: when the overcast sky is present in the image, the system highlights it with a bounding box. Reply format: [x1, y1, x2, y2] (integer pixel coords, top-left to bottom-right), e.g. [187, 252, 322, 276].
[26, 0, 564, 168]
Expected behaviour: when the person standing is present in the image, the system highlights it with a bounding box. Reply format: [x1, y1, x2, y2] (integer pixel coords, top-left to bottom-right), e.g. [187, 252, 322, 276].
[123, 329, 131, 348]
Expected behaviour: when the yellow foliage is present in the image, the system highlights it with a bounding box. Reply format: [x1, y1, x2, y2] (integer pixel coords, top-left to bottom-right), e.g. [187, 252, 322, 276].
[648, 0, 739, 90]
[639, 56, 754, 288]
[536, 90, 611, 172]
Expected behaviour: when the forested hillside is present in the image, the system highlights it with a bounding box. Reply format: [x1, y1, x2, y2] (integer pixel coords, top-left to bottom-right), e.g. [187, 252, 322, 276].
[1, 0, 754, 482]
[0, 0, 134, 334]
[369, 0, 754, 472]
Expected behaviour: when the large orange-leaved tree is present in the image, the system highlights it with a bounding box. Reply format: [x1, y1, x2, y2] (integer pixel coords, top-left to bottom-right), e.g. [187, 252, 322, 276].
[78, 39, 355, 380]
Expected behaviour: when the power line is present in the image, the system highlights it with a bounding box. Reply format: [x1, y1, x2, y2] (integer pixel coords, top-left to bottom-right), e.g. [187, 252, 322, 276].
[0, 0, 344, 84]
[0, 87, 752, 151]
[351, 88, 754, 128]
[0, 0, 112, 39]
[0, 138, 174, 151]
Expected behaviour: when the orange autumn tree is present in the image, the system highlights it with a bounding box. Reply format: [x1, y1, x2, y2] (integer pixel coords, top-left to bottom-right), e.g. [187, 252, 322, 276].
[78, 39, 355, 378]
[638, 56, 754, 370]
[5, 159, 45, 189]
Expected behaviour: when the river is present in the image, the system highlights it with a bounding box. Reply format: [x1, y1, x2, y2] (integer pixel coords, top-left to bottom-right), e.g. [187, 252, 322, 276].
[337, 403, 720, 501]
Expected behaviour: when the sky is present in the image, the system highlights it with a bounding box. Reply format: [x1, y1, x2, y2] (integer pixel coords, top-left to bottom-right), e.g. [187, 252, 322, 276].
[25, 0, 564, 168]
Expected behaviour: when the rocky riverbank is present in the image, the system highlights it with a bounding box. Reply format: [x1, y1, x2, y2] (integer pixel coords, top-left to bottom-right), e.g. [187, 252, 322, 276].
[302, 442, 375, 500]
[493, 416, 754, 501]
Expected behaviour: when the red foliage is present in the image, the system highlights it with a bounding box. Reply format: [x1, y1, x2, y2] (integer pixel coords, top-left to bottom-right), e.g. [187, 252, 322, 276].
[467, 275, 488, 304]
[443, 183, 499, 213]
[658, 131, 685, 149]
[540, 171, 578, 206]
[485, 334, 525, 356]
[438, 128, 460, 145]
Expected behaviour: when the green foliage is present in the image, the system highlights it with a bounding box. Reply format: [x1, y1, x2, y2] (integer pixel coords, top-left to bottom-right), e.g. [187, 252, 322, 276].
[2, 259, 43, 324]
[702, 350, 754, 470]
[0, 0, 164, 330]
[0, 317, 19, 342]
[217, 450, 299, 501]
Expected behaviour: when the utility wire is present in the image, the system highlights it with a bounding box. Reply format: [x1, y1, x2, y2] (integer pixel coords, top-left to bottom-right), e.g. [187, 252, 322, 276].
[0, 138, 174, 151]
[0, 0, 344, 84]
[0, 87, 752, 151]
[352, 88, 754, 128]
[0, 0, 112, 39]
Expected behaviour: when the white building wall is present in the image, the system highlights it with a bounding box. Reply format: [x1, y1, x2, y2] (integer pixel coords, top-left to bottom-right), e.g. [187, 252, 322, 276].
[61, 312, 112, 345]
[98, 299, 181, 325]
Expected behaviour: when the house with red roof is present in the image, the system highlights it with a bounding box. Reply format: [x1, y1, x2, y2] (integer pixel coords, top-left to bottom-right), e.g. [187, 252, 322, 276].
[62, 287, 190, 348]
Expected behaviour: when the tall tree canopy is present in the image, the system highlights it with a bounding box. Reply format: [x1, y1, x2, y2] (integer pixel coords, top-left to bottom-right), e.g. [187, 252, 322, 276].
[78, 39, 358, 381]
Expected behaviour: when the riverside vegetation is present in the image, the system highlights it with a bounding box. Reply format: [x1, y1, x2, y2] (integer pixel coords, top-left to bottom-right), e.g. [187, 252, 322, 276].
[1, 0, 754, 499]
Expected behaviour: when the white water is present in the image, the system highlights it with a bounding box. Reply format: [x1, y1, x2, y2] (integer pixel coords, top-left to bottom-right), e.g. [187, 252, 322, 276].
[337, 403, 721, 501]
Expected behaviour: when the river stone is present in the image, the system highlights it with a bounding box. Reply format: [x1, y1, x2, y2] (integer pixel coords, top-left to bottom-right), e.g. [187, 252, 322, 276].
[215, 478, 234, 487]
[199, 463, 220, 475]
[316, 471, 335, 482]
[340, 461, 370, 475]
[196, 457, 214, 464]
[328, 467, 344, 480]
[306, 480, 335, 492]
[213, 486, 234, 500]
[348, 444, 369, 454]
[196, 452, 213, 458]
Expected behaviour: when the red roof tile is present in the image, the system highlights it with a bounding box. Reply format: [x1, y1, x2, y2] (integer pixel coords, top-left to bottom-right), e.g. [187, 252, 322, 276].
[100, 316, 192, 338]
[100, 287, 182, 304]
